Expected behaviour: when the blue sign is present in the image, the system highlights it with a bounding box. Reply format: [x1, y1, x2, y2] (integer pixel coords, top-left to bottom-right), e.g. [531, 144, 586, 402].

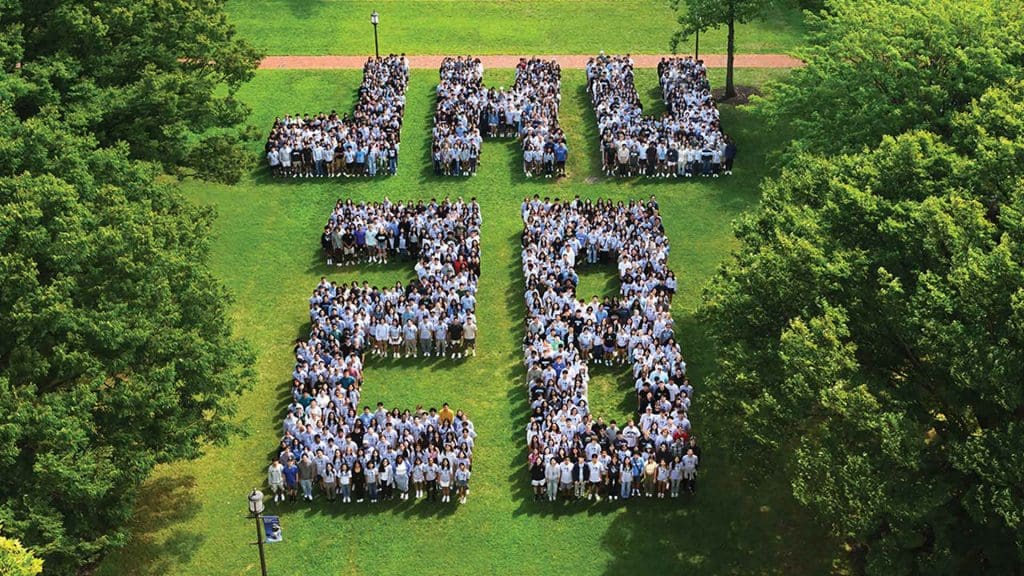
[263, 516, 282, 543]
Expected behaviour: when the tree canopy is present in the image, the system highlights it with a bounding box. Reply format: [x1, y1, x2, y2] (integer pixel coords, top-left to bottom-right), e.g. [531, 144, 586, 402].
[754, 0, 1024, 156]
[0, 0, 262, 183]
[0, 1, 256, 574]
[702, 0, 1024, 572]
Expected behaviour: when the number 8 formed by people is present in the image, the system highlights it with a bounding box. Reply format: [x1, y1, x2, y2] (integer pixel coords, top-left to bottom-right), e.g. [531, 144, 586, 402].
[269, 197, 482, 508]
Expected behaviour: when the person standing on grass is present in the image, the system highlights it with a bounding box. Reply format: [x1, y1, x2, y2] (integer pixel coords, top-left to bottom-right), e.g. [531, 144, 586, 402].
[352, 461, 366, 503]
[670, 455, 684, 498]
[439, 402, 455, 426]
[607, 454, 620, 501]
[530, 457, 546, 501]
[403, 319, 418, 358]
[449, 318, 464, 359]
[283, 457, 299, 503]
[438, 459, 453, 503]
[682, 448, 699, 494]
[268, 457, 285, 503]
[297, 454, 316, 502]
[572, 455, 587, 500]
[339, 462, 352, 503]
[379, 458, 393, 501]
[394, 455, 411, 500]
[322, 463, 337, 502]
[455, 461, 471, 504]
[642, 456, 658, 497]
[434, 318, 448, 358]
[463, 315, 477, 357]
[425, 457, 439, 501]
[545, 456, 560, 502]
[411, 456, 426, 499]
[619, 454, 633, 500]
[587, 453, 604, 501]
[364, 459, 379, 503]
[419, 314, 435, 357]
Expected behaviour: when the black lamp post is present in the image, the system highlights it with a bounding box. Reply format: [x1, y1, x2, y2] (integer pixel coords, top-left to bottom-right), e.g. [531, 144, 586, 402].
[371, 10, 380, 58]
[695, 29, 700, 60]
[248, 489, 268, 576]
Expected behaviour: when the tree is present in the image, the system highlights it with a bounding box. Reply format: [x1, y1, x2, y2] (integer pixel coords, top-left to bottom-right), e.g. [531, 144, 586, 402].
[671, 0, 775, 99]
[0, 532, 43, 576]
[754, 0, 1024, 156]
[0, 0, 262, 183]
[0, 4, 256, 572]
[701, 84, 1024, 575]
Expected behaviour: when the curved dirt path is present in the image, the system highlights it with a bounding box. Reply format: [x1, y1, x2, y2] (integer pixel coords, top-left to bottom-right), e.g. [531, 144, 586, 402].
[259, 53, 802, 70]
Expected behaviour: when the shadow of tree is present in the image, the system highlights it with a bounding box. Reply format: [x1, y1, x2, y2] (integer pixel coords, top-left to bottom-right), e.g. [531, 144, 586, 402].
[103, 475, 204, 576]
[596, 453, 836, 575]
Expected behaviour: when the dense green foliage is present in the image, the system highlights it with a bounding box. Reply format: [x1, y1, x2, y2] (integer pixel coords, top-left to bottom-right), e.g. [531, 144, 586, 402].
[755, 0, 1024, 156]
[0, 0, 261, 182]
[702, 0, 1024, 573]
[0, 532, 43, 576]
[0, 1, 257, 574]
[672, 0, 777, 97]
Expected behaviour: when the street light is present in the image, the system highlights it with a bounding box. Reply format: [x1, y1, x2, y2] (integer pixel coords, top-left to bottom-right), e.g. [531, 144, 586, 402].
[248, 489, 268, 576]
[370, 10, 380, 59]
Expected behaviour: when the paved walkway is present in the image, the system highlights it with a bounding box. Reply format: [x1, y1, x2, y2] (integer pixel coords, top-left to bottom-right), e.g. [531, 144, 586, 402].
[259, 53, 802, 70]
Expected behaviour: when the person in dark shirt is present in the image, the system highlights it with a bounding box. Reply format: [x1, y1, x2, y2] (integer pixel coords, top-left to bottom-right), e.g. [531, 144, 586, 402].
[448, 320, 464, 359]
[283, 458, 299, 503]
[724, 137, 737, 175]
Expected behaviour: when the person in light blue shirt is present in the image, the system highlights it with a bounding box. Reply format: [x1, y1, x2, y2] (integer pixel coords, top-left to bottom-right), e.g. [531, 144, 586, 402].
[455, 461, 471, 504]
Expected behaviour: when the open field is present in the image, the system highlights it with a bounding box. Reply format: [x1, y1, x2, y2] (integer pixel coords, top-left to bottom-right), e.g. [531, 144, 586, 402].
[94, 66, 840, 576]
[226, 0, 808, 56]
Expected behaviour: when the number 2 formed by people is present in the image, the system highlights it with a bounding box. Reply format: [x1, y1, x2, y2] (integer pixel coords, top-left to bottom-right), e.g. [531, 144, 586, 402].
[277, 197, 482, 506]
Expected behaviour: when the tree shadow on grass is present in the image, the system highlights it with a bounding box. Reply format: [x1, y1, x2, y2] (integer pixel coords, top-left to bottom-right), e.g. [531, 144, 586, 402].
[104, 475, 204, 576]
[596, 455, 837, 576]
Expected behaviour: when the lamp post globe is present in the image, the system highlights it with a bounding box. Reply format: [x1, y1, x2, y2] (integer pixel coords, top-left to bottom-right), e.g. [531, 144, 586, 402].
[248, 488, 264, 516]
[371, 10, 379, 25]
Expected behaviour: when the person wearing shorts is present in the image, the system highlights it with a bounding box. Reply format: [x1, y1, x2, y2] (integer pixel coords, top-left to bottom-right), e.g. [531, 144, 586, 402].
[530, 458, 545, 501]
[267, 457, 285, 503]
[438, 459, 453, 503]
[463, 316, 477, 357]
[455, 462, 471, 504]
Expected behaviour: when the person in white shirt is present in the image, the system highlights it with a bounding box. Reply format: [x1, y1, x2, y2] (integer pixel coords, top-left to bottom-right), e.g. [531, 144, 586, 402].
[267, 457, 285, 502]
[583, 454, 602, 501]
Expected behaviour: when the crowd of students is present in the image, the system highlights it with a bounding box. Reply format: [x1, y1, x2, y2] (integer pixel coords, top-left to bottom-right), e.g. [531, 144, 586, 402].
[587, 54, 735, 178]
[432, 56, 569, 177]
[265, 55, 409, 178]
[267, 198, 482, 505]
[521, 195, 700, 502]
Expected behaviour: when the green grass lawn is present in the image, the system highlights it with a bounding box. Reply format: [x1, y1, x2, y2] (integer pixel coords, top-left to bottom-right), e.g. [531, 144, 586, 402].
[226, 0, 807, 55]
[94, 66, 840, 576]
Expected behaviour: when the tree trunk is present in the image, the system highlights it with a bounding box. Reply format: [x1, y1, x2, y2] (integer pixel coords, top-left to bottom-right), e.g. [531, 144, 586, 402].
[726, 15, 736, 99]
